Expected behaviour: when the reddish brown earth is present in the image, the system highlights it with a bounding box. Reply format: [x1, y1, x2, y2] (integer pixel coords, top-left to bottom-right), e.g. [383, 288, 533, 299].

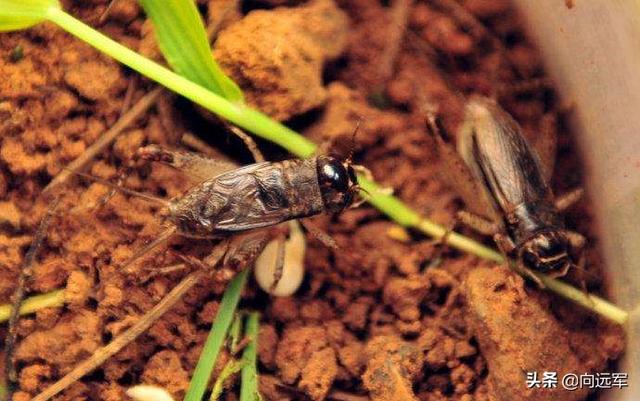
[0, 0, 625, 401]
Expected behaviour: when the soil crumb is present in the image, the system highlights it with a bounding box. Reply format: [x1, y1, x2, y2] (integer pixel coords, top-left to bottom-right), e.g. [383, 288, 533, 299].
[213, 0, 349, 120]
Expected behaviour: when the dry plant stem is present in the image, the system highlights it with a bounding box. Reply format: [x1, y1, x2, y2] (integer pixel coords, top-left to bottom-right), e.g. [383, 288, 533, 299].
[119, 74, 139, 115]
[4, 196, 61, 397]
[31, 271, 204, 401]
[43, 87, 163, 193]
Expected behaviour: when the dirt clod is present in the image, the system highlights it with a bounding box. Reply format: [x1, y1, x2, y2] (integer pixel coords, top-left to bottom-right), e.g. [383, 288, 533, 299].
[362, 336, 423, 401]
[464, 266, 620, 401]
[213, 0, 349, 120]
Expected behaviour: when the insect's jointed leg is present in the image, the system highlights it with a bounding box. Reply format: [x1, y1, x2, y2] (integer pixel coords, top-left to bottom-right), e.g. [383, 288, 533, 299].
[457, 210, 501, 236]
[270, 233, 287, 291]
[554, 188, 584, 212]
[137, 144, 239, 183]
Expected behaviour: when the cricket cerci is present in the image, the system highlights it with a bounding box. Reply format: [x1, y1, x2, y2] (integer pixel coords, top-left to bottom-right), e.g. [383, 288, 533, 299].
[428, 96, 585, 280]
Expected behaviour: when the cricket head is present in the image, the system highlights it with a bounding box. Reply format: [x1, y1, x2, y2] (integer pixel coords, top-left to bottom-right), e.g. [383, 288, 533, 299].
[316, 155, 359, 213]
[519, 230, 573, 275]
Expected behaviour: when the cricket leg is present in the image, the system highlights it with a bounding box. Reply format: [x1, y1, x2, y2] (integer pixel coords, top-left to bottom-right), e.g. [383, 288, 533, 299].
[457, 210, 501, 236]
[493, 232, 544, 290]
[225, 124, 265, 163]
[121, 226, 177, 274]
[269, 233, 287, 291]
[300, 220, 339, 251]
[566, 229, 586, 253]
[136, 144, 239, 183]
[426, 114, 497, 219]
[554, 188, 584, 212]
[533, 112, 558, 182]
[223, 228, 274, 272]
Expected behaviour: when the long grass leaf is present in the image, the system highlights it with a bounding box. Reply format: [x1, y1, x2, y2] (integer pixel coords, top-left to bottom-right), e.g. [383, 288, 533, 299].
[137, 0, 243, 102]
[0, 290, 65, 323]
[184, 269, 249, 401]
[0, 0, 60, 31]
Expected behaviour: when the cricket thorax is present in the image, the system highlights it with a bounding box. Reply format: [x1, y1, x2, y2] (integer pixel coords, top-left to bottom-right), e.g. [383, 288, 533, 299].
[508, 201, 564, 245]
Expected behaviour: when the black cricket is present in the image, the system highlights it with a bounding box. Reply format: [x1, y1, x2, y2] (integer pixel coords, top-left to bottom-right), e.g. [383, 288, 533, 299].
[165, 154, 360, 237]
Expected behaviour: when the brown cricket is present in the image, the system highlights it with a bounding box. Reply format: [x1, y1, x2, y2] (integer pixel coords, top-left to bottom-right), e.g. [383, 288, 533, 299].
[427, 96, 585, 280]
[76, 145, 360, 273]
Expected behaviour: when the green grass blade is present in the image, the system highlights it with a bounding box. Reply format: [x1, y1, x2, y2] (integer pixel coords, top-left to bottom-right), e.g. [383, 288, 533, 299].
[137, 0, 243, 103]
[240, 312, 260, 401]
[0, 0, 60, 31]
[184, 269, 249, 401]
[209, 359, 246, 401]
[0, 289, 65, 322]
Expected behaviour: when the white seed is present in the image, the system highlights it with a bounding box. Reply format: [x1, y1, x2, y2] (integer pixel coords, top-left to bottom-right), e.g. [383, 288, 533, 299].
[126, 385, 175, 401]
[254, 220, 306, 297]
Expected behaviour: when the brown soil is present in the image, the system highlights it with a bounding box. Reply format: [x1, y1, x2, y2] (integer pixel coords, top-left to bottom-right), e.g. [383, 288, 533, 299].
[0, 0, 625, 401]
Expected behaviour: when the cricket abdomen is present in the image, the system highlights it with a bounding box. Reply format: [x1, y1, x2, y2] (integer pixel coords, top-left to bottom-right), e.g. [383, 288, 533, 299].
[167, 158, 325, 237]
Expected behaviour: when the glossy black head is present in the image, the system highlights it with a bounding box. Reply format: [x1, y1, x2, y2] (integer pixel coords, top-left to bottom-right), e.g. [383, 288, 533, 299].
[519, 231, 572, 274]
[316, 155, 359, 212]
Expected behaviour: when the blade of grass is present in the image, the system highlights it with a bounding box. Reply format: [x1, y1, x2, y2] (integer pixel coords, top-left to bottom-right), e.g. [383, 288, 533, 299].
[184, 269, 249, 401]
[136, 0, 243, 102]
[0, 289, 65, 322]
[0, 0, 59, 31]
[240, 312, 260, 401]
[209, 359, 246, 401]
[229, 313, 243, 352]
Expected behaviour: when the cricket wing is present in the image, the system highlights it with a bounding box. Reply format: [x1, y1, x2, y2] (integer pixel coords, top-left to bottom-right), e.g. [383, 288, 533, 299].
[211, 163, 294, 231]
[459, 97, 553, 216]
[426, 115, 500, 221]
[138, 145, 240, 183]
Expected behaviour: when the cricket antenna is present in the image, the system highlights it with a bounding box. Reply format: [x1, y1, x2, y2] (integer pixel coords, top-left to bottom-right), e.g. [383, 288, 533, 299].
[346, 119, 363, 164]
[64, 168, 170, 207]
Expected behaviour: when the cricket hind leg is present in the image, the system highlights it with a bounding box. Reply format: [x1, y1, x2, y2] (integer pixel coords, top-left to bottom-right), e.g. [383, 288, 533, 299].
[136, 144, 239, 183]
[120, 225, 178, 274]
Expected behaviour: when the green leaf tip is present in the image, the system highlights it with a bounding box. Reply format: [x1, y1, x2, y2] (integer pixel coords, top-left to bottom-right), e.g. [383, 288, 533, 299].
[138, 0, 244, 103]
[0, 0, 60, 31]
